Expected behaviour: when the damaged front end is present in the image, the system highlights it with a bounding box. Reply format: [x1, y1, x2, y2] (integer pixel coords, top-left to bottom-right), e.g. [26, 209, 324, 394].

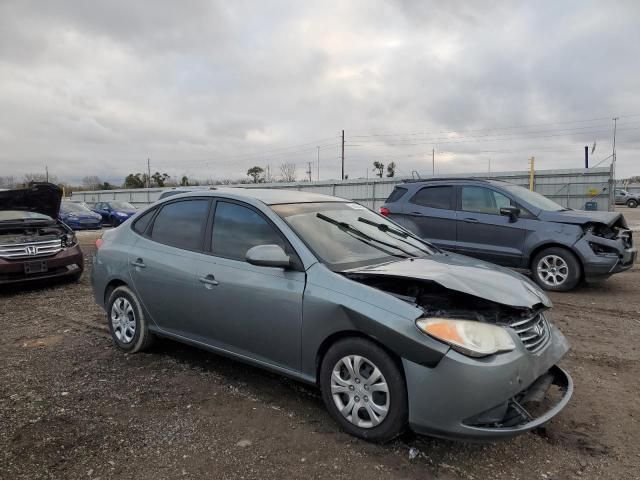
[343, 260, 572, 440]
[578, 218, 636, 280]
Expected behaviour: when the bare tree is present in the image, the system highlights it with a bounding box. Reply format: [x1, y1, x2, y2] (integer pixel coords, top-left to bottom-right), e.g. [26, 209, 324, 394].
[23, 173, 57, 185]
[280, 162, 297, 182]
[82, 176, 102, 190]
[0, 176, 16, 188]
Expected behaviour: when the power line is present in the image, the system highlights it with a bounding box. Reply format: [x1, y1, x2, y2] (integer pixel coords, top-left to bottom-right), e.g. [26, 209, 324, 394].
[349, 113, 640, 139]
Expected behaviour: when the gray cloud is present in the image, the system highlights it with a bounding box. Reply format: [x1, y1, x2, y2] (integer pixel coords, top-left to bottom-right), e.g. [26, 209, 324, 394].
[0, 0, 638, 185]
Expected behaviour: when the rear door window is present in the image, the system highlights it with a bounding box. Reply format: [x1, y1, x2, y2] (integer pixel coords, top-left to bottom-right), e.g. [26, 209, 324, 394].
[410, 186, 453, 209]
[461, 186, 513, 215]
[150, 199, 210, 250]
[211, 201, 287, 262]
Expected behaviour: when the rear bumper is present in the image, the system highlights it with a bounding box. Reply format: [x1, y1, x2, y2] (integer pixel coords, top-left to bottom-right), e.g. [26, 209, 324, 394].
[65, 220, 102, 230]
[0, 245, 84, 284]
[403, 324, 572, 441]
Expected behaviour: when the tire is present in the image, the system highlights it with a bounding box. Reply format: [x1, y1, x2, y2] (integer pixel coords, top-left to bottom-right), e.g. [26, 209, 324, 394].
[531, 247, 581, 292]
[627, 199, 638, 208]
[69, 271, 83, 283]
[319, 337, 407, 442]
[111, 216, 121, 227]
[106, 285, 154, 353]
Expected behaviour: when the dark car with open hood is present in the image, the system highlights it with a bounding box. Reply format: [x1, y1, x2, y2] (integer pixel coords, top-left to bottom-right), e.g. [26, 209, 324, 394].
[0, 183, 83, 285]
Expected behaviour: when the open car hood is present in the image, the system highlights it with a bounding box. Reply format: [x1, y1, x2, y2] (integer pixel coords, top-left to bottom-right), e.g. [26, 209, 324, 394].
[344, 253, 552, 309]
[539, 209, 625, 228]
[0, 183, 62, 219]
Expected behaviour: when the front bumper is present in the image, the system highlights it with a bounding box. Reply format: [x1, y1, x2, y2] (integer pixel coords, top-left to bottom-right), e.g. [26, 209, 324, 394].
[403, 324, 572, 441]
[0, 245, 84, 285]
[574, 232, 636, 281]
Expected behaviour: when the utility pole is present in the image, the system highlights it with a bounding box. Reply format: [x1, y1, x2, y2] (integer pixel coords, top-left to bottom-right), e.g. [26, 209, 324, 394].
[45, 165, 49, 182]
[341, 130, 345, 180]
[306, 162, 313, 182]
[147, 158, 151, 188]
[317, 146, 320, 181]
[528, 156, 535, 191]
[432, 148, 435, 176]
[584, 145, 589, 168]
[612, 117, 619, 182]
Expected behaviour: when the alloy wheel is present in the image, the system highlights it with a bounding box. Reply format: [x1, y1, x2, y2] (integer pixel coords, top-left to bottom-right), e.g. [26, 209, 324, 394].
[110, 297, 136, 344]
[537, 254, 569, 287]
[330, 355, 389, 428]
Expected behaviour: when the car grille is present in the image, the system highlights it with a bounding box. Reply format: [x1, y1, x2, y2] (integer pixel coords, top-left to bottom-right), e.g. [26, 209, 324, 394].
[509, 312, 550, 353]
[0, 239, 63, 259]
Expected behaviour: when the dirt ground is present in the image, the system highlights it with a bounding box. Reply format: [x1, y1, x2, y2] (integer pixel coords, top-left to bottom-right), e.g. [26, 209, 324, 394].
[1, 208, 639, 480]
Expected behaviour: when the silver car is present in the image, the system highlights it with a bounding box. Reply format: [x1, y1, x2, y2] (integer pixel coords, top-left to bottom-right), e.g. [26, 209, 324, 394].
[91, 189, 572, 442]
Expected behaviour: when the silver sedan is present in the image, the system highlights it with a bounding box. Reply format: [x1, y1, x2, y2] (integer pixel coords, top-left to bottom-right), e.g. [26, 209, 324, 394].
[91, 188, 572, 442]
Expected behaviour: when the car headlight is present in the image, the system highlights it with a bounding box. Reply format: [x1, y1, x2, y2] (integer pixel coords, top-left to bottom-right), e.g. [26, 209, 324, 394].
[416, 317, 516, 358]
[63, 233, 78, 247]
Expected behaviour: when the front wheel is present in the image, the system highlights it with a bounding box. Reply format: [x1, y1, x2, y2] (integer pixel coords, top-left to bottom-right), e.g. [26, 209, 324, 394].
[319, 337, 407, 442]
[531, 247, 581, 292]
[627, 199, 638, 208]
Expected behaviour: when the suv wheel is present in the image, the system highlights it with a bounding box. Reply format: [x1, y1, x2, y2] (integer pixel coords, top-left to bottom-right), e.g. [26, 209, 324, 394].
[319, 337, 407, 442]
[532, 247, 581, 292]
[107, 286, 154, 353]
[627, 199, 638, 208]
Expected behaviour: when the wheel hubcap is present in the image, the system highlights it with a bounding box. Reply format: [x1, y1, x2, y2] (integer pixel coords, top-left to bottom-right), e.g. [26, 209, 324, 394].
[537, 255, 569, 286]
[110, 297, 136, 344]
[330, 355, 389, 429]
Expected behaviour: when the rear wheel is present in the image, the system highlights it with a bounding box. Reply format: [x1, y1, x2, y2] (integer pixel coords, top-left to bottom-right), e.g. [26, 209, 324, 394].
[107, 286, 154, 353]
[627, 199, 638, 208]
[319, 337, 407, 442]
[532, 247, 581, 292]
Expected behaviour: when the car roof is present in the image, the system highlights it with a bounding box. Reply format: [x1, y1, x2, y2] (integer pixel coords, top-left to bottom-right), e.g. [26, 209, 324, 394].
[401, 177, 511, 187]
[166, 187, 348, 205]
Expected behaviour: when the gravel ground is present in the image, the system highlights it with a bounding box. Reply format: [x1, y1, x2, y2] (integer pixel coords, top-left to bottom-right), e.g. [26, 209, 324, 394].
[1, 208, 639, 480]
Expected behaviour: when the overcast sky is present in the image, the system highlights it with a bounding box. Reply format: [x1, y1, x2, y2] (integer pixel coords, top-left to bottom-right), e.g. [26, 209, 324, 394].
[1, 0, 639, 185]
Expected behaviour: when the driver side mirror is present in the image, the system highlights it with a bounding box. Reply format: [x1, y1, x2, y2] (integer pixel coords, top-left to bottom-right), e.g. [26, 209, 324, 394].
[245, 244, 291, 269]
[500, 206, 521, 222]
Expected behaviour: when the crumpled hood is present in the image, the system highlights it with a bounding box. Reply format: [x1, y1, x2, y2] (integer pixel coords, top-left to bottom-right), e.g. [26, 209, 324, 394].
[345, 253, 552, 309]
[539, 209, 625, 228]
[0, 183, 62, 219]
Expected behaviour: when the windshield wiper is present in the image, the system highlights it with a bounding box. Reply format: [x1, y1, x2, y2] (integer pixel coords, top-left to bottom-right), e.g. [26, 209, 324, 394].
[357, 217, 441, 254]
[316, 213, 419, 259]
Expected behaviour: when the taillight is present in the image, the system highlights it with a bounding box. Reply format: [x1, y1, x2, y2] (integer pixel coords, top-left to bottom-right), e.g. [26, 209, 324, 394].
[95, 238, 104, 249]
[379, 206, 390, 217]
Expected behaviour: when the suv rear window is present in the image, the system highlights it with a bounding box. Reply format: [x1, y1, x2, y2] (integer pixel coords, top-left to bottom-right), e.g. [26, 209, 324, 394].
[410, 186, 453, 209]
[385, 187, 408, 203]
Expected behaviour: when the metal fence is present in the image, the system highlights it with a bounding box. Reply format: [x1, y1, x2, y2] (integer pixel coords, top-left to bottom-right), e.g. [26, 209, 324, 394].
[71, 166, 614, 211]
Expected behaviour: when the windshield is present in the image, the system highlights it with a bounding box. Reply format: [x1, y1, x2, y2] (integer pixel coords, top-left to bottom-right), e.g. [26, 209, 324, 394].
[502, 184, 567, 211]
[0, 210, 52, 222]
[272, 202, 433, 270]
[61, 202, 90, 213]
[109, 201, 135, 210]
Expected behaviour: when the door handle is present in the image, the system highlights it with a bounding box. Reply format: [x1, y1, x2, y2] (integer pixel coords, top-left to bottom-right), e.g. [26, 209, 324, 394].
[410, 211, 424, 216]
[463, 217, 479, 223]
[199, 274, 219, 287]
[130, 259, 146, 268]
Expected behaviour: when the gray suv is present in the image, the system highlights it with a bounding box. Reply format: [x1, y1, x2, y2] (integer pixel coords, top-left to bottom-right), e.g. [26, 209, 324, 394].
[381, 179, 636, 291]
[615, 189, 639, 208]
